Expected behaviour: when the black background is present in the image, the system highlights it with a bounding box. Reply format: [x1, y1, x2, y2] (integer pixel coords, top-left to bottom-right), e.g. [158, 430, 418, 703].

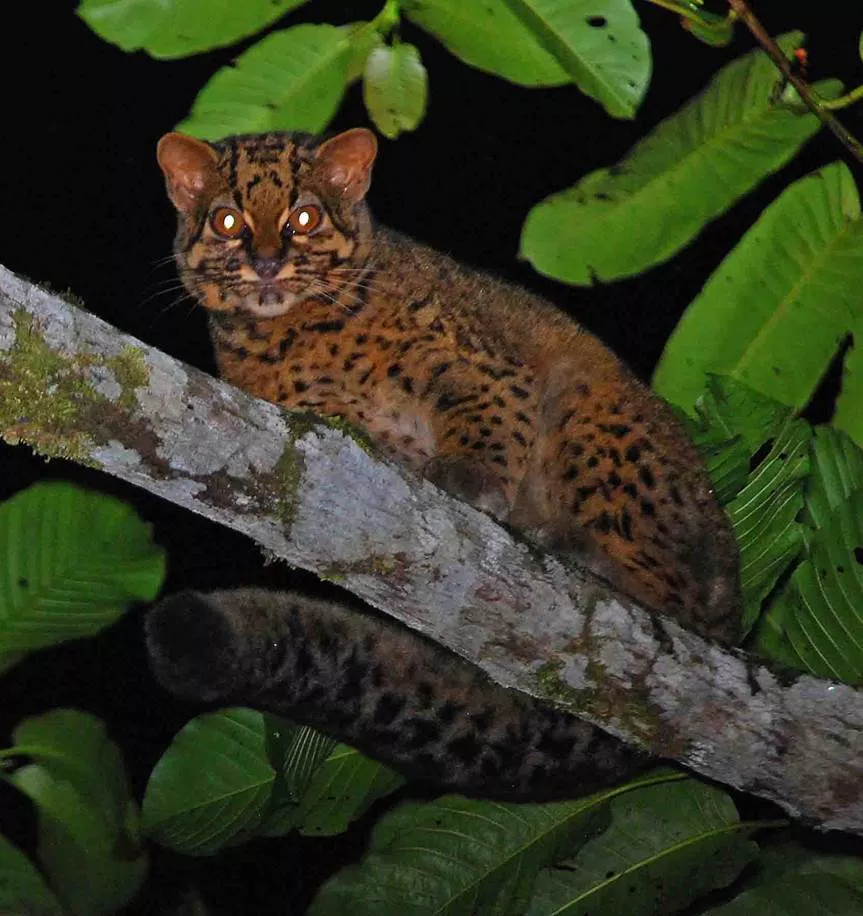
[2, 2, 862, 911]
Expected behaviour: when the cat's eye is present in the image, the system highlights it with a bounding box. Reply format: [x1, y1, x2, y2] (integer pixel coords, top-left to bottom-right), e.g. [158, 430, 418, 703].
[286, 205, 322, 235]
[210, 207, 246, 239]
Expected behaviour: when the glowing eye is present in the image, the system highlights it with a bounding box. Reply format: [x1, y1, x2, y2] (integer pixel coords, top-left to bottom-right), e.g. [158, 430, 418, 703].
[210, 207, 246, 239]
[287, 205, 322, 235]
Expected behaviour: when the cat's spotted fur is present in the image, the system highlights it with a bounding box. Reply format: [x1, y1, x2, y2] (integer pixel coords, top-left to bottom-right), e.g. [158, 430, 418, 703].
[148, 128, 741, 799]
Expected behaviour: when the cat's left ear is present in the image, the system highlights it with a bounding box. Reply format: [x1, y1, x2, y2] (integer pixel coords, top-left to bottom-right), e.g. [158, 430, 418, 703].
[157, 133, 220, 213]
[315, 128, 378, 204]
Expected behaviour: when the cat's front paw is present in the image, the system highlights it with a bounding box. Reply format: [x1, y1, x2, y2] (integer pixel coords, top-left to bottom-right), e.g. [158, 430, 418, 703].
[423, 455, 511, 520]
[146, 590, 244, 703]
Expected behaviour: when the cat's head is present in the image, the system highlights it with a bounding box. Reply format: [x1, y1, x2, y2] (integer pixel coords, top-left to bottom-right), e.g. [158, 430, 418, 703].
[157, 129, 377, 319]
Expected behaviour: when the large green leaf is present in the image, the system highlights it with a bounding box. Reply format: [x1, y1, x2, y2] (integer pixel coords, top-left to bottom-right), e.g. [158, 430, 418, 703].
[706, 873, 863, 915]
[178, 24, 356, 138]
[525, 777, 757, 916]
[402, 0, 570, 87]
[142, 708, 276, 855]
[0, 481, 165, 661]
[364, 43, 428, 140]
[77, 0, 310, 59]
[504, 0, 650, 118]
[310, 788, 614, 915]
[654, 162, 863, 426]
[295, 744, 404, 837]
[7, 710, 147, 916]
[521, 34, 839, 284]
[0, 833, 64, 916]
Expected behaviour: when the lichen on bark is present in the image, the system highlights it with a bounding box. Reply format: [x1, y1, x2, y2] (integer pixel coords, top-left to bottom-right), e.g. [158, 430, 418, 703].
[0, 310, 152, 464]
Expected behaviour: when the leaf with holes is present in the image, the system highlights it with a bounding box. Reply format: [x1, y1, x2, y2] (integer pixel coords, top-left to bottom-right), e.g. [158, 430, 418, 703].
[654, 162, 863, 430]
[521, 34, 840, 285]
[178, 24, 355, 137]
[142, 708, 276, 855]
[402, 0, 569, 87]
[526, 777, 758, 916]
[309, 786, 616, 915]
[504, 0, 651, 117]
[0, 482, 165, 666]
[363, 43, 428, 139]
[76, 0, 310, 59]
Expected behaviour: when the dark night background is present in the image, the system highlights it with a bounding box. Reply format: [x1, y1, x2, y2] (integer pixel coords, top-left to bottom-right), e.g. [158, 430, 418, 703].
[1, 1, 862, 911]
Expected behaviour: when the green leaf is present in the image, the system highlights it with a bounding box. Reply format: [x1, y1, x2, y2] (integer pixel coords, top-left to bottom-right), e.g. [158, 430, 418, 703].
[178, 24, 354, 138]
[804, 427, 863, 530]
[521, 34, 839, 285]
[345, 22, 385, 84]
[504, 0, 651, 118]
[402, 0, 570, 87]
[685, 377, 794, 506]
[690, 377, 794, 458]
[755, 488, 863, 683]
[310, 790, 612, 915]
[833, 319, 863, 447]
[654, 161, 863, 421]
[363, 44, 428, 139]
[8, 712, 147, 916]
[141, 708, 275, 855]
[296, 744, 404, 837]
[0, 482, 165, 662]
[76, 0, 310, 59]
[681, 8, 734, 48]
[526, 777, 758, 916]
[0, 833, 64, 916]
[257, 719, 336, 837]
[706, 873, 863, 915]
[751, 833, 863, 892]
[653, 163, 863, 422]
[726, 417, 810, 631]
[10, 710, 140, 845]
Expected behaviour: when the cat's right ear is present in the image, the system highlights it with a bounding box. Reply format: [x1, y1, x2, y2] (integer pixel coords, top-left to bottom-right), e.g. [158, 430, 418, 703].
[157, 133, 219, 213]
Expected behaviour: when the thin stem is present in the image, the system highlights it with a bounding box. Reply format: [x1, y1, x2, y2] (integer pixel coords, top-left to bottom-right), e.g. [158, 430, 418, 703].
[821, 84, 863, 112]
[371, 0, 400, 36]
[726, 0, 863, 166]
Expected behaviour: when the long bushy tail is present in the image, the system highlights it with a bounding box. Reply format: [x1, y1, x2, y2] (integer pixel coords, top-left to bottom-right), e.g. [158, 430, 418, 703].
[146, 588, 648, 801]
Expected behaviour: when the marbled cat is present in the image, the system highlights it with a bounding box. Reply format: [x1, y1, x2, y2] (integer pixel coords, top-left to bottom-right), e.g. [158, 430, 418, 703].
[147, 128, 741, 800]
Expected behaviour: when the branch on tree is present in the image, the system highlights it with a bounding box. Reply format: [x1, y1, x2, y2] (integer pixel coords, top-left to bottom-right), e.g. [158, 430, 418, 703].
[2, 262, 862, 834]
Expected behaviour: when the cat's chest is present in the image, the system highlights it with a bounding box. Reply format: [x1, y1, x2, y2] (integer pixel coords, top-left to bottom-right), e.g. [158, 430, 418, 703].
[213, 310, 541, 475]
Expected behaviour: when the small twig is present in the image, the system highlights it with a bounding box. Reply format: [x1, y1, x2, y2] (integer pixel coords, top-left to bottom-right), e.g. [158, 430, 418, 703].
[726, 0, 863, 165]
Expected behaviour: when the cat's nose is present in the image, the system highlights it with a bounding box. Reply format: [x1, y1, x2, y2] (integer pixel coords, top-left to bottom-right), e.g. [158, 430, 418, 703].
[254, 256, 283, 279]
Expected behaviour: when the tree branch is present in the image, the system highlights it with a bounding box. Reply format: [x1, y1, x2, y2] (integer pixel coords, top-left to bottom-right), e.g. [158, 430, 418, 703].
[2, 263, 863, 834]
